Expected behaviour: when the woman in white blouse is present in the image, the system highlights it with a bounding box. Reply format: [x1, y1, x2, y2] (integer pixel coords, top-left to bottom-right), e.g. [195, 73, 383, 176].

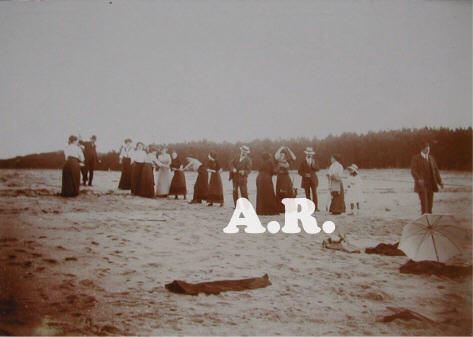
[118, 138, 133, 190]
[327, 154, 346, 214]
[61, 135, 84, 197]
[131, 142, 146, 195]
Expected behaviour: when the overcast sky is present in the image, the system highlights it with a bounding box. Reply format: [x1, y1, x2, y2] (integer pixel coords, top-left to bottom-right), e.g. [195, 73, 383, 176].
[0, 0, 471, 158]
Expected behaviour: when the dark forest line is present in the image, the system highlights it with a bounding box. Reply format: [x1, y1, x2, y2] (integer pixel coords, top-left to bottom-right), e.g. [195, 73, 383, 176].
[0, 127, 471, 171]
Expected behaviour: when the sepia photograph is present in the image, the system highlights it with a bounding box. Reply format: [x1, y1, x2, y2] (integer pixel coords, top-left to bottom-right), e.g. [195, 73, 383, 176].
[0, 0, 471, 336]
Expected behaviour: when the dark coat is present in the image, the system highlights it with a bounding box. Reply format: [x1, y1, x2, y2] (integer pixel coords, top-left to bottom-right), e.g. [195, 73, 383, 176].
[298, 158, 319, 188]
[229, 156, 252, 181]
[79, 141, 98, 167]
[410, 153, 442, 193]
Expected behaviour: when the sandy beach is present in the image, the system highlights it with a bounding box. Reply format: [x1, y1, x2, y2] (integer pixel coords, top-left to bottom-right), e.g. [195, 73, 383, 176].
[0, 168, 471, 335]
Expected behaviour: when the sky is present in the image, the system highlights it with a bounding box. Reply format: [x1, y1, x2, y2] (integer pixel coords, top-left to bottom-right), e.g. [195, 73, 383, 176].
[0, 0, 471, 158]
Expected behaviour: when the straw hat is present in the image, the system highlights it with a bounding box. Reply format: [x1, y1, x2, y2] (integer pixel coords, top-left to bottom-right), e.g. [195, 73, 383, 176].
[304, 146, 315, 155]
[348, 164, 359, 173]
[240, 145, 250, 154]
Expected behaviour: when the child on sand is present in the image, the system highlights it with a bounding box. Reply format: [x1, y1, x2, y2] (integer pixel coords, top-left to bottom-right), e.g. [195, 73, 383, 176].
[345, 164, 363, 215]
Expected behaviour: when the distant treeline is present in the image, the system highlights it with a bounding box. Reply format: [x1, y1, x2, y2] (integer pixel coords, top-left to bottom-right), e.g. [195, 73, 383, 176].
[0, 127, 471, 171]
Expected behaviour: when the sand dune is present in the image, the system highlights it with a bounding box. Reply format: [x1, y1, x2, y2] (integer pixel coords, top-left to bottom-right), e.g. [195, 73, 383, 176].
[0, 168, 471, 335]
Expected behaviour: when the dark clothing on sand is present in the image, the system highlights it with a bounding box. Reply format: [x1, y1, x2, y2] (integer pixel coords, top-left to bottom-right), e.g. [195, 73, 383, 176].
[62, 157, 81, 197]
[411, 153, 442, 214]
[138, 163, 155, 198]
[229, 156, 252, 205]
[256, 159, 279, 215]
[192, 164, 208, 203]
[329, 182, 346, 215]
[79, 141, 98, 185]
[298, 158, 319, 209]
[207, 160, 224, 204]
[169, 158, 187, 196]
[118, 157, 132, 190]
[131, 162, 144, 195]
[276, 161, 295, 212]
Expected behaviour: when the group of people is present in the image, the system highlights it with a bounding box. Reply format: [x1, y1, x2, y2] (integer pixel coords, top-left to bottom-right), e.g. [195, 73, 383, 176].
[61, 135, 442, 216]
[117, 141, 187, 200]
[255, 146, 363, 216]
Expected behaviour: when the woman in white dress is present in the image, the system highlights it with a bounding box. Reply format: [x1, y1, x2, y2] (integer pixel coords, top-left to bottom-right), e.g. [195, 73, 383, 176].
[155, 146, 172, 197]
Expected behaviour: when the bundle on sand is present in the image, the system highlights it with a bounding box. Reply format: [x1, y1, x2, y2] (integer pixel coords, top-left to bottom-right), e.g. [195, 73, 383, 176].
[165, 274, 271, 295]
[322, 234, 360, 254]
[365, 242, 405, 256]
[377, 307, 435, 323]
[400, 260, 472, 278]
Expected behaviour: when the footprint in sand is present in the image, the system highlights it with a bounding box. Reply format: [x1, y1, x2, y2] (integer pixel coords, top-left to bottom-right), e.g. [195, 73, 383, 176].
[43, 258, 58, 264]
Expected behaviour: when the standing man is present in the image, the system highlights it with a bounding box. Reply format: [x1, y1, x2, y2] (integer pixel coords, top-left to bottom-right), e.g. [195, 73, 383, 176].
[410, 142, 443, 214]
[298, 146, 320, 211]
[229, 145, 252, 206]
[79, 135, 99, 186]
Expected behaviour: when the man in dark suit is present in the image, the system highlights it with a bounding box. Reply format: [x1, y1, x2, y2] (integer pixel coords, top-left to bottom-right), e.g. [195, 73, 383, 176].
[229, 145, 252, 206]
[298, 146, 320, 211]
[411, 142, 443, 214]
[79, 135, 99, 186]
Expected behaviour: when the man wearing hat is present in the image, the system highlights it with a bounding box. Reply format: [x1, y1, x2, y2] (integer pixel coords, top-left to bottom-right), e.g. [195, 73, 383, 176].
[229, 145, 252, 206]
[298, 146, 320, 211]
[410, 142, 443, 214]
[79, 135, 99, 186]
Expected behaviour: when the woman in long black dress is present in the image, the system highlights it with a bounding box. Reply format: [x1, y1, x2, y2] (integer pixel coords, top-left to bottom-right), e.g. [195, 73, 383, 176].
[275, 146, 296, 212]
[61, 135, 84, 197]
[118, 138, 133, 190]
[256, 152, 279, 215]
[190, 161, 208, 204]
[131, 142, 146, 195]
[206, 152, 224, 207]
[138, 146, 158, 198]
[169, 151, 187, 199]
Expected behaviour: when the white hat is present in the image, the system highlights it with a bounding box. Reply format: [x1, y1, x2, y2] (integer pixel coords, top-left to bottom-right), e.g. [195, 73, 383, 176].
[240, 145, 250, 153]
[304, 147, 315, 155]
[349, 164, 359, 173]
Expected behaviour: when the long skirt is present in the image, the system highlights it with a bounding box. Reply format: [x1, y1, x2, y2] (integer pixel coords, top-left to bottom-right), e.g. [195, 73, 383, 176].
[138, 163, 155, 198]
[192, 171, 208, 202]
[169, 170, 187, 196]
[156, 167, 171, 197]
[207, 172, 224, 204]
[330, 182, 346, 214]
[256, 172, 279, 215]
[118, 158, 132, 190]
[131, 162, 144, 195]
[61, 157, 81, 197]
[276, 173, 295, 212]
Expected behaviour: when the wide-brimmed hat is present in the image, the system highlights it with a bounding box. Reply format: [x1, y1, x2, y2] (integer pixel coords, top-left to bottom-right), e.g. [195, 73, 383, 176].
[304, 147, 315, 155]
[240, 145, 250, 153]
[348, 164, 359, 173]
